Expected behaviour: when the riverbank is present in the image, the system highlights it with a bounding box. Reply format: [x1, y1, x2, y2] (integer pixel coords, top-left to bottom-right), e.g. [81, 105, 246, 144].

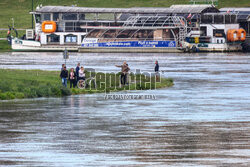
[0, 0, 249, 30]
[0, 69, 173, 100]
[0, 40, 11, 52]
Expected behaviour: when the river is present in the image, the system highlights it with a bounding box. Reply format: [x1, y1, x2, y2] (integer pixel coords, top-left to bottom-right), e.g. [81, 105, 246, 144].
[0, 52, 249, 166]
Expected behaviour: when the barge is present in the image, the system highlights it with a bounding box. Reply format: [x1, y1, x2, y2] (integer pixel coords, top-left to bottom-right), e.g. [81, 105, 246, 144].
[10, 4, 249, 52]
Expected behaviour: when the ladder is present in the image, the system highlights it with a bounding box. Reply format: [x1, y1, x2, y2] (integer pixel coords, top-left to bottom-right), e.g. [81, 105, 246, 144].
[179, 27, 187, 46]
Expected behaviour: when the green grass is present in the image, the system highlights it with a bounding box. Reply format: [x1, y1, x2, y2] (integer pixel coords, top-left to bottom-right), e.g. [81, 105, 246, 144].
[0, 30, 26, 39]
[0, 40, 11, 52]
[0, 0, 249, 29]
[0, 69, 174, 100]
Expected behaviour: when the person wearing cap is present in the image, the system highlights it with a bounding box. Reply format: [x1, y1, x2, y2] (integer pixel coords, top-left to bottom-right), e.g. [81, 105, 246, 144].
[60, 66, 68, 87]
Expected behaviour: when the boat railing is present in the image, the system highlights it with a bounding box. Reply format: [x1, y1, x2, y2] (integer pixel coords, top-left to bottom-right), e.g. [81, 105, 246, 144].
[54, 15, 188, 32]
[123, 15, 187, 28]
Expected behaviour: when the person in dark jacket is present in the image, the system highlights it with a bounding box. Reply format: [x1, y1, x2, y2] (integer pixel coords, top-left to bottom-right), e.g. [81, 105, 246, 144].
[68, 68, 77, 88]
[155, 61, 159, 72]
[60, 66, 68, 87]
[155, 61, 160, 81]
[75, 63, 80, 81]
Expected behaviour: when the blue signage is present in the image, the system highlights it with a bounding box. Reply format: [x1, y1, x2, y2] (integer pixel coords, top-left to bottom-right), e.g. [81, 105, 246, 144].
[81, 41, 176, 48]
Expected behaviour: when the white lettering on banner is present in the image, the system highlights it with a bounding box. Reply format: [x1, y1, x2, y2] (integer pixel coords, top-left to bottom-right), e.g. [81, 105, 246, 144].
[138, 41, 146, 45]
[82, 38, 98, 44]
[106, 42, 130, 46]
[81, 41, 177, 48]
[45, 24, 53, 30]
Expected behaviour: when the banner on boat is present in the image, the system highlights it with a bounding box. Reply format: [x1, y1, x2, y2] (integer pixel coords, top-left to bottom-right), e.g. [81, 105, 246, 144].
[81, 41, 176, 48]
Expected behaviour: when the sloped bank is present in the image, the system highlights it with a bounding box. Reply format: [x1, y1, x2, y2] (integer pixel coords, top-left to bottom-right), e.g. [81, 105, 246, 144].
[0, 69, 173, 100]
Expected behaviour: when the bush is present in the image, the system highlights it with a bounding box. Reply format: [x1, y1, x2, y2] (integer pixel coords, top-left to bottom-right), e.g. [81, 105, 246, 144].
[23, 87, 37, 98]
[36, 85, 52, 97]
[0, 92, 15, 100]
[60, 86, 72, 96]
[0, 93, 7, 100]
[51, 86, 62, 96]
[5, 92, 15, 99]
[14, 92, 25, 99]
[0, 81, 11, 92]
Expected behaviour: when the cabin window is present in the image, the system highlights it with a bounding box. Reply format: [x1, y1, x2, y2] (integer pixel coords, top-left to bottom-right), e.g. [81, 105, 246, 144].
[35, 14, 41, 23]
[213, 29, 225, 38]
[98, 13, 114, 20]
[200, 26, 207, 36]
[201, 15, 212, 24]
[62, 13, 77, 20]
[47, 34, 60, 43]
[43, 14, 51, 21]
[75, 22, 81, 32]
[217, 39, 219, 43]
[225, 15, 231, 23]
[79, 14, 85, 20]
[65, 22, 74, 31]
[64, 34, 77, 43]
[214, 15, 224, 24]
[53, 13, 59, 21]
[231, 15, 237, 23]
[84, 13, 97, 20]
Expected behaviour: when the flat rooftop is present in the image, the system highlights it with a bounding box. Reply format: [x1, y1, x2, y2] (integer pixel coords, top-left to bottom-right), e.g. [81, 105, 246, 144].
[35, 5, 219, 14]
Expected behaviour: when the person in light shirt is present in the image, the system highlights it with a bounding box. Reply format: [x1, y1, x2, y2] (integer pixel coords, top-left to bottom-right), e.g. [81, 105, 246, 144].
[68, 68, 77, 88]
[78, 66, 85, 81]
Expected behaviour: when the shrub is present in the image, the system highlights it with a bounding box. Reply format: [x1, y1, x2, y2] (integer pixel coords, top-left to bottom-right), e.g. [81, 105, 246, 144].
[51, 86, 62, 96]
[5, 92, 15, 99]
[14, 92, 25, 99]
[23, 87, 37, 98]
[0, 81, 11, 92]
[36, 85, 52, 97]
[0, 92, 15, 100]
[0, 93, 7, 100]
[60, 86, 72, 96]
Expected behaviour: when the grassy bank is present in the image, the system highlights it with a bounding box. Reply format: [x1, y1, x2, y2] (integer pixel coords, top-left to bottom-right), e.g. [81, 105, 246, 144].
[0, 69, 173, 100]
[0, 30, 26, 39]
[0, 40, 11, 52]
[0, 0, 249, 30]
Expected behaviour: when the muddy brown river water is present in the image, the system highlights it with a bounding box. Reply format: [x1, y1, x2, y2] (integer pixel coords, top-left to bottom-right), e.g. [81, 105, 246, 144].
[0, 52, 249, 166]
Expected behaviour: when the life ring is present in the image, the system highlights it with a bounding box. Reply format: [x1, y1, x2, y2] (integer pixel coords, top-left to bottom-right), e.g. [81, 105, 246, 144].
[42, 21, 57, 33]
[237, 29, 246, 41]
[227, 29, 238, 42]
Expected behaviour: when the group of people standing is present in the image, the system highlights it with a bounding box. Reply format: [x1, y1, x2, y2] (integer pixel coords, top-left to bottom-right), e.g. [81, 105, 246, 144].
[60, 61, 160, 88]
[60, 63, 85, 88]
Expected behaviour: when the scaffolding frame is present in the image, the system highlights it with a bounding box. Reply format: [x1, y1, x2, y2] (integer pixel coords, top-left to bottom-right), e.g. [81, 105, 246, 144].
[80, 16, 188, 46]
